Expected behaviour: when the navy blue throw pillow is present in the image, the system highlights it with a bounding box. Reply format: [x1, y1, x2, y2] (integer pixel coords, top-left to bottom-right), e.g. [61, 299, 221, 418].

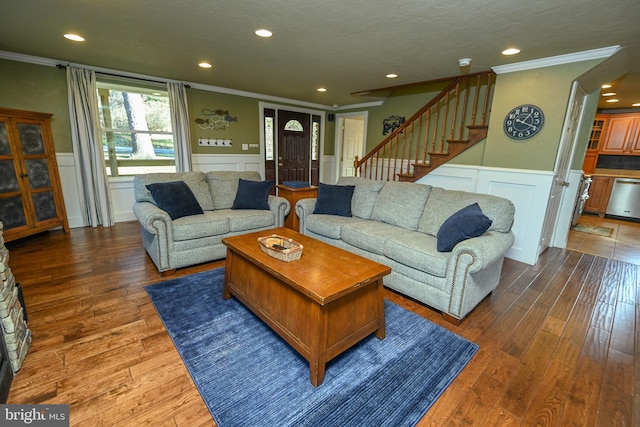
[437, 203, 492, 252]
[146, 181, 204, 220]
[313, 183, 355, 217]
[232, 179, 273, 210]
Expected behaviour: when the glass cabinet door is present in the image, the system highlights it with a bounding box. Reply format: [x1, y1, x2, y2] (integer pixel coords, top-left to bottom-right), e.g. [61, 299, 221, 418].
[17, 122, 58, 223]
[0, 119, 29, 231]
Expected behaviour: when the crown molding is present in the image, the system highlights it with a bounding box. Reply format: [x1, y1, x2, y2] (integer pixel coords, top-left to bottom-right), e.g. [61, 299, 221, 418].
[0, 50, 348, 110]
[492, 46, 621, 74]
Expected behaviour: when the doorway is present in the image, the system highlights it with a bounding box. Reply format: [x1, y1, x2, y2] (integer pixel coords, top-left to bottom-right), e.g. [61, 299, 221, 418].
[262, 105, 323, 186]
[335, 112, 367, 180]
[541, 82, 586, 253]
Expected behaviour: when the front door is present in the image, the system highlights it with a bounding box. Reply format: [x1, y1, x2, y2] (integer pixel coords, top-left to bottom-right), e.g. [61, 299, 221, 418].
[264, 109, 320, 186]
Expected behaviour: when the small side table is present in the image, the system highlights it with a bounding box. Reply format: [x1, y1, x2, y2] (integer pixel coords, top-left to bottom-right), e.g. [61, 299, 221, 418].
[276, 185, 318, 231]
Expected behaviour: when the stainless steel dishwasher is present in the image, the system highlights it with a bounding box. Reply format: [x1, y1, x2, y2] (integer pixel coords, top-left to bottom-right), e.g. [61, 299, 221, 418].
[606, 177, 640, 219]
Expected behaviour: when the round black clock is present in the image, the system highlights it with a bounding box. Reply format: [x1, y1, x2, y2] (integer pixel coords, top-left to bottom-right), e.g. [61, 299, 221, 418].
[503, 104, 545, 140]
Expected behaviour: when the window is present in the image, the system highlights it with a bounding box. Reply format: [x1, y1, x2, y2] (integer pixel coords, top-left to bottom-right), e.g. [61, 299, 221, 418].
[284, 119, 303, 132]
[97, 79, 175, 176]
[265, 116, 274, 161]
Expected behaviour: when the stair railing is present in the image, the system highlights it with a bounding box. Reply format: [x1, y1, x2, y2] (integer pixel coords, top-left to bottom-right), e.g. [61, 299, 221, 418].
[354, 71, 495, 181]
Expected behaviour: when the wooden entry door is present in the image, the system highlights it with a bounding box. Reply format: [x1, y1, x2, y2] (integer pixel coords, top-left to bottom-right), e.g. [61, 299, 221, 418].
[265, 109, 319, 186]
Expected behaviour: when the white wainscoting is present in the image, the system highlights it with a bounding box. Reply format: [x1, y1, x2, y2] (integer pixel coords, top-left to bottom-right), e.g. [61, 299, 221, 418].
[58, 153, 575, 266]
[109, 178, 137, 223]
[56, 153, 84, 229]
[417, 164, 556, 266]
[56, 153, 331, 230]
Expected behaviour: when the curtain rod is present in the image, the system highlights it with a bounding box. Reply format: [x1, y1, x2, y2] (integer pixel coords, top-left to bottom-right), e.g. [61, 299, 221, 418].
[55, 63, 190, 88]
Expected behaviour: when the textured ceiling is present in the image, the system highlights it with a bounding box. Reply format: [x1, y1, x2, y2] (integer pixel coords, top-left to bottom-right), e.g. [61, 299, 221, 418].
[1, 0, 640, 109]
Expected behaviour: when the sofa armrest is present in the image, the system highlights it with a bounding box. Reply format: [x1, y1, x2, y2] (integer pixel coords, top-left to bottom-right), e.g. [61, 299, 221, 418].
[133, 201, 173, 239]
[268, 195, 291, 228]
[295, 198, 317, 233]
[450, 231, 515, 273]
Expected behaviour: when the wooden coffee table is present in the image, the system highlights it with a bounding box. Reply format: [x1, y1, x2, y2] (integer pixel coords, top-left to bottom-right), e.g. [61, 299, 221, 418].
[222, 227, 391, 386]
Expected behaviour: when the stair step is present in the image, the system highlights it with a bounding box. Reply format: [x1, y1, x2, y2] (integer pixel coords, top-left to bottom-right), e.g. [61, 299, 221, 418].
[446, 139, 470, 144]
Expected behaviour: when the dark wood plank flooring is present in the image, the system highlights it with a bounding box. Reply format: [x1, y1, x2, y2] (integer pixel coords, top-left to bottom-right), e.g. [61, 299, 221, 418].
[4, 221, 638, 426]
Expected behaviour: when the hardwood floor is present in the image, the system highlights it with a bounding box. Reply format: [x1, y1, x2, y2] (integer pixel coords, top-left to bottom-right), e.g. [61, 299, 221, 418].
[4, 219, 639, 426]
[567, 213, 640, 265]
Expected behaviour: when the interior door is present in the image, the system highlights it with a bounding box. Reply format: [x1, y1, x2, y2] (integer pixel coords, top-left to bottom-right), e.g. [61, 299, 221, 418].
[341, 117, 364, 177]
[539, 82, 585, 253]
[277, 110, 313, 184]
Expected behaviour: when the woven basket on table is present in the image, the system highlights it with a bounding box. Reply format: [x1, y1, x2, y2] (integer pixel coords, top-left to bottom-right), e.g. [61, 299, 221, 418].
[258, 235, 303, 262]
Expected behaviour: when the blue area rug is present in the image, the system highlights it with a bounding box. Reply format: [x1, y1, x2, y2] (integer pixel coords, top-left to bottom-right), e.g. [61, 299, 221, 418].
[145, 268, 478, 427]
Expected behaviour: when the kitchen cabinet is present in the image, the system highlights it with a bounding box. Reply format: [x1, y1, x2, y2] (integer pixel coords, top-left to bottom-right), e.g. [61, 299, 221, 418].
[588, 116, 608, 151]
[582, 116, 607, 174]
[0, 108, 69, 242]
[584, 175, 614, 216]
[599, 113, 640, 155]
[582, 152, 598, 174]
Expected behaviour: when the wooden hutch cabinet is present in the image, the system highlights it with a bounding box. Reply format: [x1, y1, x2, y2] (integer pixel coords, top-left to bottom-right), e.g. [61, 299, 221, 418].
[0, 108, 69, 242]
[598, 113, 640, 155]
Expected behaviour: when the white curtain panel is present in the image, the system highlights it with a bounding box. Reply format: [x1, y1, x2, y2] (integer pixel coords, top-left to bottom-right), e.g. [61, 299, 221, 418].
[167, 82, 193, 172]
[66, 66, 115, 227]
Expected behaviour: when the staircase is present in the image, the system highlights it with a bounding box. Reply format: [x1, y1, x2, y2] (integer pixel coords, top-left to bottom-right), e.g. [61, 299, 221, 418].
[354, 71, 495, 182]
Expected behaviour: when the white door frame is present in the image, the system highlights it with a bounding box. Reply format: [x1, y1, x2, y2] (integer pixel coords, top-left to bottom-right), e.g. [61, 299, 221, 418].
[334, 111, 368, 182]
[541, 81, 587, 252]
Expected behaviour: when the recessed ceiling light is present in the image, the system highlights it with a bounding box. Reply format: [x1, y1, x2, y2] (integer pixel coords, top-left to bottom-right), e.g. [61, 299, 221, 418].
[317, 87, 327, 92]
[198, 62, 212, 69]
[255, 29, 273, 38]
[602, 92, 617, 96]
[601, 84, 612, 89]
[386, 73, 399, 79]
[502, 48, 520, 56]
[606, 99, 619, 103]
[64, 33, 85, 42]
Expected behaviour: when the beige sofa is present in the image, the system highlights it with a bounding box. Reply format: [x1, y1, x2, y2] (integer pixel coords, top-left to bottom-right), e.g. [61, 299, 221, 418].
[133, 171, 290, 274]
[296, 176, 515, 322]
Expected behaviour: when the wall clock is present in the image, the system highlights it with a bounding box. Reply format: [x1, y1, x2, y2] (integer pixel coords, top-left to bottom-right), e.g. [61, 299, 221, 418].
[503, 104, 545, 141]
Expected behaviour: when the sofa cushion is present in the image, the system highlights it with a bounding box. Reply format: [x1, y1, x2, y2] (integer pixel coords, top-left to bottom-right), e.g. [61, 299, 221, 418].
[232, 179, 273, 210]
[383, 231, 449, 278]
[134, 171, 214, 211]
[171, 211, 230, 241]
[371, 182, 432, 230]
[336, 177, 385, 219]
[306, 214, 365, 239]
[216, 209, 276, 232]
[146, 181, 204, 220]
[419, 187, 514, 236]
[437, 203, 492, 252]
[313, 183, 355, 216]
[206, 171, 262, 210]
[341, 220, 405, 255]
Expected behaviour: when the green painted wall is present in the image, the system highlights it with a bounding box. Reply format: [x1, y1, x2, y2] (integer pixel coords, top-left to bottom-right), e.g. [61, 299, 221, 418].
[187, 88, 334, 156]
[0, 56, 604, 173]
[483, 60, 600, 170]
[0, 58, 334, 158]
[187, 89, 263, 155]
[0, 59, 72, 152]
